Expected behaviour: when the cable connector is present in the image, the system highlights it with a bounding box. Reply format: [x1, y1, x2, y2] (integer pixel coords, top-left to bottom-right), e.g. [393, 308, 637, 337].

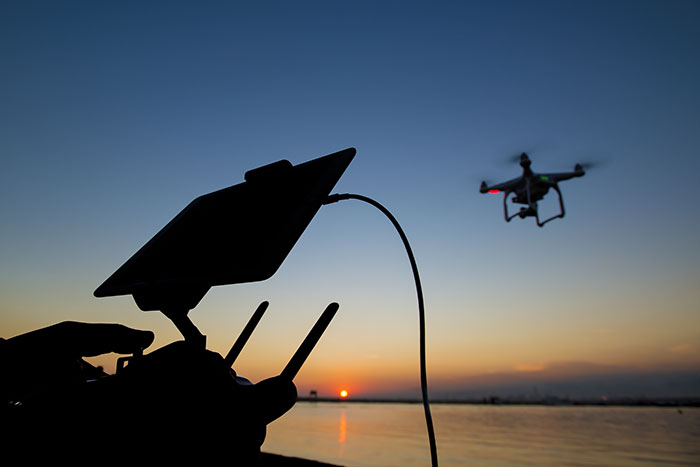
[322, 193, 351, 205]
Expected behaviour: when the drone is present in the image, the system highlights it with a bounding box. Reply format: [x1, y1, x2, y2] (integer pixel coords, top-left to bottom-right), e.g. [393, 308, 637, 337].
[480, 152, 586, 227]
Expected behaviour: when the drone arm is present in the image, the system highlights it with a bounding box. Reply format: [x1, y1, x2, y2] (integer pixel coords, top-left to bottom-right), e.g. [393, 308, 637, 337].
[536, 184, 566, 227]
[485, 177, 522, 193]
[541, 169, 584, 183]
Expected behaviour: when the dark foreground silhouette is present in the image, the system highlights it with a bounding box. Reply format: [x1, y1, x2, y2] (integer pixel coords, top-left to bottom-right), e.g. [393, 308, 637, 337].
[2, 150, 357, 464]
[2, 321, 338, 465]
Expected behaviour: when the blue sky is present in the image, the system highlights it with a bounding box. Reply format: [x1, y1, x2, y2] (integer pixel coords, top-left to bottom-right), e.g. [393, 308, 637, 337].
[2, 1, 699, 398]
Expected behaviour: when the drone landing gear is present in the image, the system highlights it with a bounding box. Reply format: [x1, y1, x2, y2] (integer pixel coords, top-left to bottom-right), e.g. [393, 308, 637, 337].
[503, 192, 534, 223]
[535, 184, 566, 227]
[503, 184, 566, 227]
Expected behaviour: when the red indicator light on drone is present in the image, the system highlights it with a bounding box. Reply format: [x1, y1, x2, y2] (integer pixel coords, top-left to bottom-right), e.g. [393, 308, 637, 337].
[488, 189, 500, 194]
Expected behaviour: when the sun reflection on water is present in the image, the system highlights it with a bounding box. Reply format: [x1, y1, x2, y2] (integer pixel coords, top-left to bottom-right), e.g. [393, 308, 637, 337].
[338, 409, 347, 457]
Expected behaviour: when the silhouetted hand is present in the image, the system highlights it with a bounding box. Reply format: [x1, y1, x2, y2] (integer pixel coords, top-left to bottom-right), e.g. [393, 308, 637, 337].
[1, 321, 154, 406]
[1, 322, 295, 464]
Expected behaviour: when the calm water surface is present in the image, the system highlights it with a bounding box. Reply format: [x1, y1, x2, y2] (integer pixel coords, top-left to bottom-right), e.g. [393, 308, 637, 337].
[263, 403, 700, 466]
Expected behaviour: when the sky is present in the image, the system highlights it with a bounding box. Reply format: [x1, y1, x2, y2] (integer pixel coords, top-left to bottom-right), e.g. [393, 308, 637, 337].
[1, 0, 699, 400]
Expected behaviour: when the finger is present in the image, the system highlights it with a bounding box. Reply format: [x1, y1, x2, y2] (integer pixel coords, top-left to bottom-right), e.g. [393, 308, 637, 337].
[9, 321, 155, 358]
[60, 322, 155, 357]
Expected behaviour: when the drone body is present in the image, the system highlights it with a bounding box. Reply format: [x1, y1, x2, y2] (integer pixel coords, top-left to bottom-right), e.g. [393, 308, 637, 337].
[480, 153, 585, 227]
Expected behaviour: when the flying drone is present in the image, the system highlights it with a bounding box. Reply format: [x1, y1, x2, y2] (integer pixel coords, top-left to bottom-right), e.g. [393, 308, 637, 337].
[480, 152, 586, 227]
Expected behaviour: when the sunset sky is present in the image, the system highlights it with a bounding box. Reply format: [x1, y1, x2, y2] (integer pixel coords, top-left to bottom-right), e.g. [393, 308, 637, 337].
[2, 1, 699, 399]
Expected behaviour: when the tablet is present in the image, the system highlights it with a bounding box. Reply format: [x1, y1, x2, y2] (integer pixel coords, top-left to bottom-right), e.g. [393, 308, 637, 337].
[94, 148, 355, 312]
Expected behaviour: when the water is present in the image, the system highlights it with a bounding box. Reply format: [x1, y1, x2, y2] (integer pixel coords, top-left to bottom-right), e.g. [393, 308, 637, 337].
[263, 403, 700, 466]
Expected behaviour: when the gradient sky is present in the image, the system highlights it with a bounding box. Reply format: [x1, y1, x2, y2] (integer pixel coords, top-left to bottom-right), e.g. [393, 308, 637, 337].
[2, 1, 699, 399]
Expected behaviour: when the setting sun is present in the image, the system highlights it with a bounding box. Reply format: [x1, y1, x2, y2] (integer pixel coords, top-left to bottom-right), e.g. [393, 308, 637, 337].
[339, 389, 349, 399]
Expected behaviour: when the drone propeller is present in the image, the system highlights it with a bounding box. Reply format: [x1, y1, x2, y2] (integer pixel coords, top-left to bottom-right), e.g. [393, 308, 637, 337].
[504, 151, 532, 165]
[474, 174, 494, 184]
[577, 160, 604, 170]
[506, 153, 521, 164]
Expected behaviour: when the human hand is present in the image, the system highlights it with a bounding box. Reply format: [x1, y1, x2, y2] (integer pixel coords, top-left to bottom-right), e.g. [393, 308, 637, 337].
[1, 321, 154, 405]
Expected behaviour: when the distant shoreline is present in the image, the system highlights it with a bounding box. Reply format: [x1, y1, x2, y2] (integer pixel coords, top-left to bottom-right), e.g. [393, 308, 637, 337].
[297, 397, 700, 407]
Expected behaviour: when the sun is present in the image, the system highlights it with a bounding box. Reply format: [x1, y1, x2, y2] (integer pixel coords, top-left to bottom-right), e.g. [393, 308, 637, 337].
[339, 389, 349, 399]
